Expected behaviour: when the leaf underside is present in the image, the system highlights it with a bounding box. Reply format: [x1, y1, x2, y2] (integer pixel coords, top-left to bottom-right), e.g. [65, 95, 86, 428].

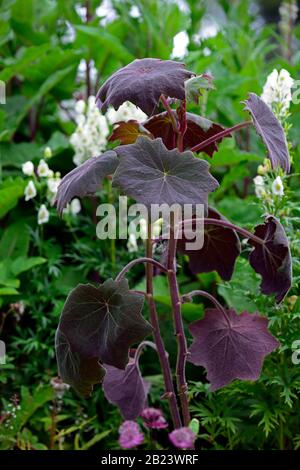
[243, 93, 290, 173]
[248, 215, 292, 303]
[103, 359, 150, 419]
[188, 308, 279, 391]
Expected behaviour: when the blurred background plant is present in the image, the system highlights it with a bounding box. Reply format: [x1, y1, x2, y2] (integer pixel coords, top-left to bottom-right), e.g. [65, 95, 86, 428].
[0, 0, 299, 450]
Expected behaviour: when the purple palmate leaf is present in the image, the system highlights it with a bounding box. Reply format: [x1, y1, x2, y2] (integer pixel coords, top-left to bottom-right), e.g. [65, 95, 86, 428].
[56, 150, 118, 214]
[112, 136, 218, 211]
[248, 215, 292, 303]
[188, 308, 279, 391]
[55, 330, 105, 397]
[177, 207, 241, 280]
[103, 359, 150, 420]
[96, 58, 194, 116]
[58, 278, 152, 370]
[243, 93, 290, 173]
[143, 111, 226, 157]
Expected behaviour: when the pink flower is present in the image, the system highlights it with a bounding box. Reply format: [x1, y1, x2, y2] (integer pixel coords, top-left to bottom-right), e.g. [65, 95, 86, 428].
[118, 421, 144, 449]
[169, 427, 196, 449]
[141, 407, 168, 429]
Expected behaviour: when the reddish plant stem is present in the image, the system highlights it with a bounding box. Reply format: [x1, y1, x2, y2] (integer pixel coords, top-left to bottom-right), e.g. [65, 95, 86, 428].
[182, 290, 230, 327]
[167, 212, 191, 427]
[115, 257, 167, 281]
[190, 120, 252, 153]
[160, 95, 179, 134]
[177, 100, 187, 152]
[182, 217, 264, 246]
[146, 224, 182, 429]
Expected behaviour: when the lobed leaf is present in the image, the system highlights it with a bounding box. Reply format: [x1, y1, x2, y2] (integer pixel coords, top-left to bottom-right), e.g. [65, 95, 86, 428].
[103, 359, 150, 420]
[177, 207, 241, 280]
[109, 120, 153, 145]
[56, 150, 118, 214]
[96, 58, 194, 116]
[112, 136, 218, 210]
[243, 93, 290, 173]
[188, 308, 279, 391]
[58, 278, 152, 369]
[144, 111, 226, 157]
[55, 330, 105, 397]
[248, 215, 292, 303]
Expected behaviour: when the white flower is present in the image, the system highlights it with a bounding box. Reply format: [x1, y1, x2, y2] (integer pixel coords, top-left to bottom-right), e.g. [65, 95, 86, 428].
[37, 159, 51, 177]
[127, 233, 138, 252]
[272, 176, 284, 196]
[253, 175, 266, 199]
[106, 101, 147, 125]
[70, 198, 81, 215]
[44, 147, 52, 159]
[75, 99, 86, 114]
[22, 161, 34, 176]
[37, 205, 50, 225]
[24, 181, 37, 201]
[261, 68, 294, 117]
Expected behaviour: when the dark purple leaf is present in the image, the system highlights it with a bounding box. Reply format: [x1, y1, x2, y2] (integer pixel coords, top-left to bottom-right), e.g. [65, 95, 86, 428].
[177, 207, 240, 280]
[248, 215, 292, 303]
[144, 112, 226, 157]
[243, 93, 290, 173]
[56, 150, 118, 214]
[58, 279, 152, 369]
[55, 329, 105, 397]
[109, 120, 153, 145]
[112, 136, 219, 210]
[96, 58, 194, 116]
[103, 359, 150, 420]
[188, 308, 279, 391]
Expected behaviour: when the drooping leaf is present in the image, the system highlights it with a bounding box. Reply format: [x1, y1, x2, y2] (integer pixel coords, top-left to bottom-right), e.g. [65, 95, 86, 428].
[55, 330, 105, 397]
[103, 359, 150, 420]
[185, 74, 214, 104]
[144, 112, 226, 157]
[243, 93, 290, 173]
[112, 137, 218, 210]
[109, 120, 153, 145]
[248, 215, 292, 303]
[177, 207, 241, 280]
[56, 150, 118, 214]
[188, 308, 279, 391]
[58, 279, 152, 369]
[96, 58, 194, 116]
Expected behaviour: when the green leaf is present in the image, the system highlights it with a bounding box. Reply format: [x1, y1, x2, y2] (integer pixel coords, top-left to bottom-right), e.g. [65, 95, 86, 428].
[0, 221, 30, 259]
[0, 142, 41, 168]
[10, 256, 46, 276]
[185, 75, 214, 104]
[0, 177, 26, 218]
[0, 43, 52, 81]
[74, 25, 134, 63]
[0, 287, 19, 295]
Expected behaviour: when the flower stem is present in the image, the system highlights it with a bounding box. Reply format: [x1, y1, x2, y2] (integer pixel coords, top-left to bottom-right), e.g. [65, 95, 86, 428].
[115, 257, 167, 281]
[167, 212, 191, 427]
[146, 223, 182, 429]
[190, 120, 252, 153]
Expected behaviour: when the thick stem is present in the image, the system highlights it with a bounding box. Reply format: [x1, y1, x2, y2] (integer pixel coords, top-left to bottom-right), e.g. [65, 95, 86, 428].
[115, 257, 167, 281]
[167, 212, 191, 427]
[160, 95, 179, 134]
[146, 224, 182, 429]
[190, 120, 252, 153]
